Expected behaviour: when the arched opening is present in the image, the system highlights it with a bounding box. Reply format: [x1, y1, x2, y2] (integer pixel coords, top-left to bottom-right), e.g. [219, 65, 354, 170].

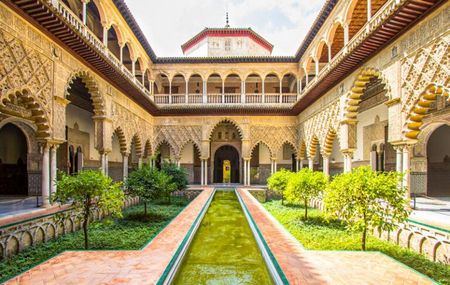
[63, 77, 97, 174]
[179, 142, 201, 184]
[277, 142, 297, 172]
[108, 131, 123, 182]
[308, 137, 321, 171]
[329, 23, 345, 59]
[129, 135, 142, 172]
[188, 74, 203, 103]
[245, 74, 263, 103]
[122, 43, 133, 73]
[426, 125, 450, 197]
[107, 26, 121, 60]
[281, 73, 298, 103]
[154, 74, 170, 104]
[264, 73, 280, 103]
[143, 70, 151, 91]
[134, 58, 143, 83]
[86, 1, 103, 40]
[0, 123, 28, 195]
[223, 74, 241, 103]
[210, 121, 242, 183]
[250, 142, 272, 184]
[214, 145, 240, 183]
[328, 136, 344, 176]
[304, 57, 316, 82]
[155, 141, 172, 169]
[172, 74, 186, 104]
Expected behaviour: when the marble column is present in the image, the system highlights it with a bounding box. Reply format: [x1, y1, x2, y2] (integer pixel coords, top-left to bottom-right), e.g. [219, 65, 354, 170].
[204, 159, 208, 185]
[308, 157, 314, 170]
[41, 145, 50, 208]
[402, 145, 411, 197]
[50, 145, 58, 197]
[122, 153, 129, 181]
[323, 155, 330, 177]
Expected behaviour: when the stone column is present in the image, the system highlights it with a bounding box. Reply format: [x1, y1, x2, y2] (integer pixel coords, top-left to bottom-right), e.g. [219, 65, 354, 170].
[103, 26, 109, 47]
[308, 157, 314, 170]
[41, 144, 50, 208]
[204, 159, 208, 185]
[185, 80, 189, 103]
[370, 150, 377, 170]
[168, 80, 172, 104]
[342, 150, 354, 173]
[315, 59, 319, 77]
[50, 145, 58, 197]
[247, 159, 251, 185]
[100, 152, 108, 176]
[243, 160, 247, 185]
[344, 23, 350, 45]
[132, 59, 136, 76]
[119, 44, 124, 64]
[122, 153, 129, 181]
[327, 44, 332, 62]
[402, 145, 411, 198]
[82, 0, 89, 25]
[299, 159, 304, 170]
[323, 155, 330, 177]
[279, 80, 282, 103]
[367, 0, 372, 20]
[202, 80, 207, 104]
[200, 160, 204, 185]
[138, 157, 143, 169]
[262, 79, 265, 103]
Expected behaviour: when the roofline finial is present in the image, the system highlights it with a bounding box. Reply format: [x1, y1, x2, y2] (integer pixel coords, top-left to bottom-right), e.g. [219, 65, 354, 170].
[225, 12, 230, 28]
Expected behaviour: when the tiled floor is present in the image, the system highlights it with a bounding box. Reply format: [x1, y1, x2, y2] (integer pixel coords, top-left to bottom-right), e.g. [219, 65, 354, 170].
[4, 188, 214, 285]
[5, 187, 437, 285]
[237, 188, 436, 285]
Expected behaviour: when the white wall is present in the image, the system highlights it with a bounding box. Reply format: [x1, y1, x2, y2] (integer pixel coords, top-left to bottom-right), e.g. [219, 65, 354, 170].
[180, 143, 194, 163]
[427, 125, 450, 162]
[66, 104, 97, 160]
[355, 104, 388, 161]
[109, 134, 122, 162]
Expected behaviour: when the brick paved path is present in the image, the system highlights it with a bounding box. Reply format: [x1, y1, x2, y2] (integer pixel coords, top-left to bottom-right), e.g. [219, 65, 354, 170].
[237, 188, 436, 285]
[6, 187, 436, 285]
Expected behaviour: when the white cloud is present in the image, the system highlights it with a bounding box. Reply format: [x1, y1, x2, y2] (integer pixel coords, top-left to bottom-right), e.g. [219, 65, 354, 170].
[126, 0, 326, 56]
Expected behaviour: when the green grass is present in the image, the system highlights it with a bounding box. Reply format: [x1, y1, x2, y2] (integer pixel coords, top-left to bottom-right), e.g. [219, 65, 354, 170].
[263, 200, 450, 285]
[0, 198, 189, 283]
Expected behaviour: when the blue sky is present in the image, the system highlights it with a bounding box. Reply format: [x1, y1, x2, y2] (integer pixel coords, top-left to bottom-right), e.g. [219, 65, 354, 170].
[126, 0, 326, 56]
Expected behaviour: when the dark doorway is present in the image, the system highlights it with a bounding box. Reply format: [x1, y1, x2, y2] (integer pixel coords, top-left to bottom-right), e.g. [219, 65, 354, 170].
[427, 125, 450, 197]
[214, 145, 239, 183]
[0, 123, 28, 195]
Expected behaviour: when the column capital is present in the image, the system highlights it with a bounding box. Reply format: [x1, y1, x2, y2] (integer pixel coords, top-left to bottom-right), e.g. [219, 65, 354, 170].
[121, 151, 130, 157]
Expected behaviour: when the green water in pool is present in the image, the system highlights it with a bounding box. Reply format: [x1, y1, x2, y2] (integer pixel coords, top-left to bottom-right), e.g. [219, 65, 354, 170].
[173, 190, 274, 285]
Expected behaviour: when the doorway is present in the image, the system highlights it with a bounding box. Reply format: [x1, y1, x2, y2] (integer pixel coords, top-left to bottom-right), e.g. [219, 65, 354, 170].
[214, 145, 239, 183]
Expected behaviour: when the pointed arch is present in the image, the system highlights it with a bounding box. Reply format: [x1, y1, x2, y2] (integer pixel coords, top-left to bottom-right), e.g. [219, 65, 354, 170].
[298, 140, 307, 159]
[0, 88, 51, 139]
[65, 71, 106, 116]
[143, 139, 152, 158]
[179, 139, 201, 157]
[154, 139, 177, 158]
[404, 83, 450, 140]
[279, 140, 298, 156]
[344, 67, 391, 120]
[322, 128, 338, 156]
[308, 136, 320, 158]
[250, 140, 274, 158]
[129, 133, 143, 157]
[112, 127, 127, 154]
[207, 118, 244, 140]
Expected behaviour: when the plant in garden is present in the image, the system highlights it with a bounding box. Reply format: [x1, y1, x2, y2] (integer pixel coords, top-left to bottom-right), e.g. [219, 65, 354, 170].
[285, 168, 327, 220]
[324, 166, 409, 250]
[53, 170, 124, 249]
[267, 168, 293, 205]
[161, 161, 188, 191]
[126, 165, 161, 215]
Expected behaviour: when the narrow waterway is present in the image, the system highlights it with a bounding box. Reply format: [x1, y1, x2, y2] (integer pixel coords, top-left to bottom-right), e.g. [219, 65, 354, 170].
[173, 190, 274, 285]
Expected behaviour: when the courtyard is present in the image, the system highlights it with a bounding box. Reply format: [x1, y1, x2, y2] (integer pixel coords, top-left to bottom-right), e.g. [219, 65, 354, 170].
[0, 0, 449, 283]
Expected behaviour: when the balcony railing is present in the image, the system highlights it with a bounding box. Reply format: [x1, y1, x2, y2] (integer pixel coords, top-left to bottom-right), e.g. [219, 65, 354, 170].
[153, 93, 298, 105]
[49, 0, 151, 98]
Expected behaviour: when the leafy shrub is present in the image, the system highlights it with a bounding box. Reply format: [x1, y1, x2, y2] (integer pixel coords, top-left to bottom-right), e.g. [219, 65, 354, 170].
[54, 170, 124, 249]
[324, 166, 409, 250]
[161, 161, 188, 191]
[267, 168, 293, 204]
[285, 168, 327, 219]
[126, 165, 161, 215]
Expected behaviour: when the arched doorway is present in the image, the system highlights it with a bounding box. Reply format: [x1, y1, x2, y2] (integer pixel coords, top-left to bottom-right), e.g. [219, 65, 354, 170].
[0, 123, 28, 195]
[214, 145, 240, 183]
[427, 125, 450, 197]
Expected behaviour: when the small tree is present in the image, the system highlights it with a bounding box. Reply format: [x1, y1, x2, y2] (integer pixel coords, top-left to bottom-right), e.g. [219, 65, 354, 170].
[161, 161, 188, 191]
[267, 169, 292, 205]
[54, 170, 124, 249]
[126, 165, 160, 215]
[324, 166, 409, 250]
[285, 168, 327, 220]
[157, 170, 177, 203]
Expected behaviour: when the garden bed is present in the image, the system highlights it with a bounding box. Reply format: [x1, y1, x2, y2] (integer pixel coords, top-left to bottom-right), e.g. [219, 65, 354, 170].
[263, 200, 450, 285]
[0, 198, 189, 283]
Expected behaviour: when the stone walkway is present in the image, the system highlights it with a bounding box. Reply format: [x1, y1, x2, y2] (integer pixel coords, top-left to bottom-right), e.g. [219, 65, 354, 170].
[4, 188, 214, 285]
[5, 187, 437, 285]
[237, 188, 436, 285]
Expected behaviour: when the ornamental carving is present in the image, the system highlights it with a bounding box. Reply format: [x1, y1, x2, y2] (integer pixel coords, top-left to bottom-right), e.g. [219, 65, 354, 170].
[300, 99, 341, 154]
[0, 30, 53, 116]
[250, 125, 297, 157]
[401, 34, 450, 115]
[153, 125, 202, 157]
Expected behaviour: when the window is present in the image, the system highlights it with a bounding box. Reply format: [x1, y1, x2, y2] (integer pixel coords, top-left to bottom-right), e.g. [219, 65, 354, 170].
[225, 40, 231, 51]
